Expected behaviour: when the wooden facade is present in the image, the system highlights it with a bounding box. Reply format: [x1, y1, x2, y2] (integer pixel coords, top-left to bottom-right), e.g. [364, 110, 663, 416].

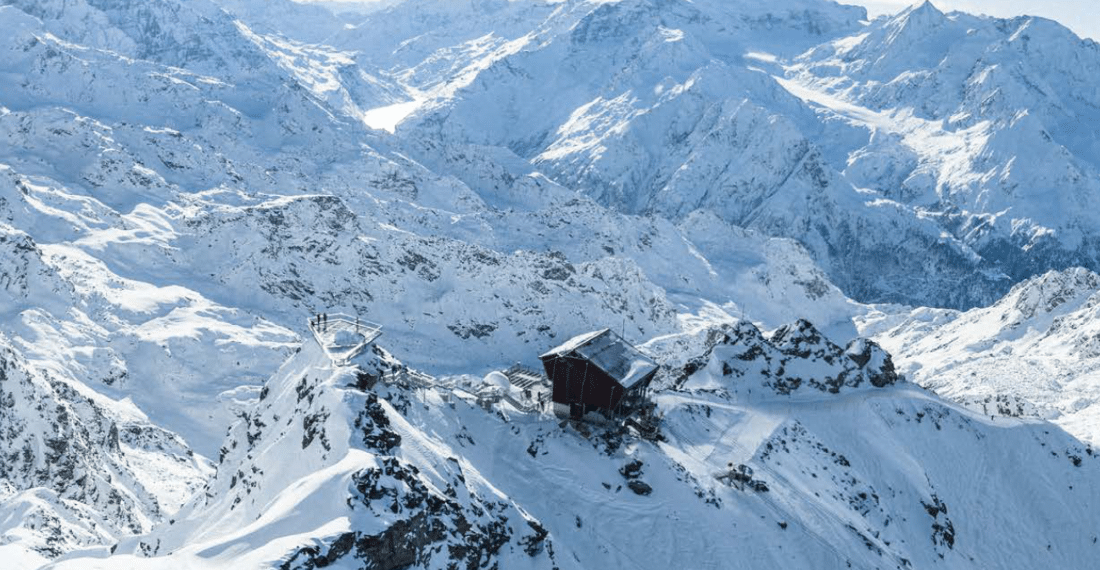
[539, 329, 657, 419]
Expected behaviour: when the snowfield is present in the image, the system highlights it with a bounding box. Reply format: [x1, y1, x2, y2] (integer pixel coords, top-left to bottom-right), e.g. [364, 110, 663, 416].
[47, 329, 1100, 570]
[0, 0, 1099, 568]
[863, 268, 1100, 445]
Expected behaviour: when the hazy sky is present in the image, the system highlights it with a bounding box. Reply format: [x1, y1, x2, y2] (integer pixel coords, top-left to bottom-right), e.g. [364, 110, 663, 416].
[852, 0, 1099, 40]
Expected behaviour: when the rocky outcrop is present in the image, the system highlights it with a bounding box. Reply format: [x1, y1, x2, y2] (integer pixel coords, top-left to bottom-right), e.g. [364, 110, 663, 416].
[680, 320, 901, 395]
[0, 339, 202, 558]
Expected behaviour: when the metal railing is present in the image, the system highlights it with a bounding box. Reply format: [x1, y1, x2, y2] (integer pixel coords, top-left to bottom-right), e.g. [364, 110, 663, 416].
[500, 391, 551, 413]
[380, 368, 437, 389]
[308, 312, 382, 365]
[323, 333, 553, 414]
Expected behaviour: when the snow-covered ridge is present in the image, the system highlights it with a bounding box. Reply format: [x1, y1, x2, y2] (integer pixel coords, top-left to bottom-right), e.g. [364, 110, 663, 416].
[52, 323, 1100, 569]
[863, 267, 1100, 444]
[2, 0, 1100, 567]
[675, 320, 899, 395]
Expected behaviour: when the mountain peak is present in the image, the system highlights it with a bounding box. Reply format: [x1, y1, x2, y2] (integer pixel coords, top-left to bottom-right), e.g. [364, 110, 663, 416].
[771, 318, 833, 353]
[908, 1, 944, 18]
[889, 0, 947, 31]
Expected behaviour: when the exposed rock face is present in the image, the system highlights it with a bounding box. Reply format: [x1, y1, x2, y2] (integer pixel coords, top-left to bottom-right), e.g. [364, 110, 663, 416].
[0, 338, 203, 558]
[845, 338, 899, 388]
[679, 320, 900, 395]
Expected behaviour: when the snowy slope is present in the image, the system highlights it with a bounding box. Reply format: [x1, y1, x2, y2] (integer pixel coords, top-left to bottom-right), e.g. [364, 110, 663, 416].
[3, 0, 286, 77]
[0, 235, 209, 561]
[4, 0, 1100, 567]
[50, 324, 1100, 570]
[212, 0, 351, 45]
[0, 1, 873, 564]
[862, 267, 1100, 445]
[376, 0, 999, 309]
[0, 333, 208, 558]
[0, 5, 361, 561]
[328, 0, 1100, 310]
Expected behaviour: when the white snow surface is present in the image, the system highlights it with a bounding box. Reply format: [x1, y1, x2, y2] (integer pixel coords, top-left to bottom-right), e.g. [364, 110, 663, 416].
[0, 0, 1098, 567]
[863, 267, 1100, 445]
[47, 325, 1100, 570]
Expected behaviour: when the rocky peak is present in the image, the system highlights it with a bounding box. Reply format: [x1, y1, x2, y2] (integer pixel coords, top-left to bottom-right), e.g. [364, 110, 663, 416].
[681, 319, 902, 396]
[845, 337, 900, 388]
[1005, 267, 1100, 323]
[889, 1, 947, 32]
[771, 318, 846, 362]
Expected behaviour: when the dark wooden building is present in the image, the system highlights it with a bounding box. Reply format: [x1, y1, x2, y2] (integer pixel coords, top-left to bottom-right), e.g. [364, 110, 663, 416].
[539, 329, 658, 420]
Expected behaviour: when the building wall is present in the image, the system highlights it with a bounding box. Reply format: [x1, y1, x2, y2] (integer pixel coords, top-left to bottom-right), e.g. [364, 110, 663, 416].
[542, 355, 625, 414]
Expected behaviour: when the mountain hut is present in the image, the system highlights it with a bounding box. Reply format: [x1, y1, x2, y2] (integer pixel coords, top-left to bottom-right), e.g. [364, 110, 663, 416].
[539, 328, 658, 420]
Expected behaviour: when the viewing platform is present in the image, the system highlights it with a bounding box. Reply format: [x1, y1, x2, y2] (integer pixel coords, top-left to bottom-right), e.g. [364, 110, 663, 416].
[308, 312, 382, 365]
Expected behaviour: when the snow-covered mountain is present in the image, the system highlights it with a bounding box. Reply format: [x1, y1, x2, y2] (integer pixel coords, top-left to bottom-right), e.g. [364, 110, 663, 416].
[863, 267, 1100, 445]
[0, 233, 208, 566]
[318, 0, 1100, 310]
[50, 323, 1100, 570]
[778, 3, 1100, 303]
[2, 0, 1100, 567]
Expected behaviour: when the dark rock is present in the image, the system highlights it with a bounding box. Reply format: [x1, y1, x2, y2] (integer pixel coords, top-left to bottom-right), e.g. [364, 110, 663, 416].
[619, 459, 644, 480]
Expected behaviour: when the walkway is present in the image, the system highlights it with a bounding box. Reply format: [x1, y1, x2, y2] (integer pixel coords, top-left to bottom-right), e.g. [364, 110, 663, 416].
[308, 312, 383, 365]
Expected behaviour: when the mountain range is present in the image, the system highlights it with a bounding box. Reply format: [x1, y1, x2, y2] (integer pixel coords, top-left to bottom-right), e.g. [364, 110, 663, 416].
[2, 0, 1100, 568]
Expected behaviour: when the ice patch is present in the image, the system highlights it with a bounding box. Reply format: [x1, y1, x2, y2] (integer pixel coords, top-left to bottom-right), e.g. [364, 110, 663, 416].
[363, 100, 422, 133]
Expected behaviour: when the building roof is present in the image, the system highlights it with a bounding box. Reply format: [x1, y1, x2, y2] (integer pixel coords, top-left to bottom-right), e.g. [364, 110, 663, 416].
[539, 328, 658, 389]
